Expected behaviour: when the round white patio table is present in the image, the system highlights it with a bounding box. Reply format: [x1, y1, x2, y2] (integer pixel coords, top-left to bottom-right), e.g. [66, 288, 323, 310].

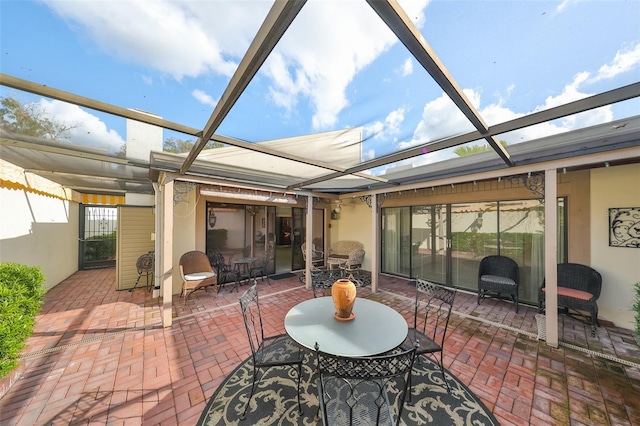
[284, 297, 408, 357]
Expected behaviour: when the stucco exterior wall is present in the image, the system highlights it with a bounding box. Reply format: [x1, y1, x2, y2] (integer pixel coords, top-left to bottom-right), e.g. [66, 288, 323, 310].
[170, 187, 199, 295]
[0, 187, 78, 291]
[331, 201, 373, 271]
[591, 163, 640, 330]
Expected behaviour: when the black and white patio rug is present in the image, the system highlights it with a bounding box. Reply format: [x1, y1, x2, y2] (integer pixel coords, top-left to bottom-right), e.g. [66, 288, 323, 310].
[197, 350, 500, 425]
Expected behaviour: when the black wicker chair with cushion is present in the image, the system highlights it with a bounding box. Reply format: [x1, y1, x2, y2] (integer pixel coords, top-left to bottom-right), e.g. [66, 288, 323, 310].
[477, 255, 520, 313]
[207, 251, 241, 293]
[400, 279, 456, 400]
[239, 284, 304, 419]
[315, 343, 416, 426]
[538, 263, 602, 335]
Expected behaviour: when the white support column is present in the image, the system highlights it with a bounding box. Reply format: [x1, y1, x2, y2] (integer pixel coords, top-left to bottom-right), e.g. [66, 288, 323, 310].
[162, 178, 174, 327]
[152, 182, 161, 299]
[305, 196, 313, 290]
[371, 194, 379, 293]
[544, 169, 558, 347]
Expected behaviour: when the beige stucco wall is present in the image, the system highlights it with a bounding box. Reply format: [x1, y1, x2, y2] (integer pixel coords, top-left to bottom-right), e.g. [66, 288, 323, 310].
[0, 187, 79, 291]
[591, 163, 640, 330]
[170, 187, 199, 295]
[330, 201, 374, 271]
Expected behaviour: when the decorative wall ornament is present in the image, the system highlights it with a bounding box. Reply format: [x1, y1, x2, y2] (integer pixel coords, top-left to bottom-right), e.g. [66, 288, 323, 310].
[173, 181, 196, 205]
[245, 205, 261, 216]
[506, 172, 545, 201]
[359, 193, 389, 210]
[609, 207, 640, 248]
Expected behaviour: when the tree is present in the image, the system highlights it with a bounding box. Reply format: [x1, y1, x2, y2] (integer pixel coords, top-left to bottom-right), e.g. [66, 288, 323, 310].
[163, 137, 223, 153]
[454, 140, 508, 157]
[0, 96, 76, 139]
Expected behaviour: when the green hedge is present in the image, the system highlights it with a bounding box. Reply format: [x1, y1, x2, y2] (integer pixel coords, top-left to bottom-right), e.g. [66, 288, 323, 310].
[84, 231, 117, 261]
[0, 263, 45, 378]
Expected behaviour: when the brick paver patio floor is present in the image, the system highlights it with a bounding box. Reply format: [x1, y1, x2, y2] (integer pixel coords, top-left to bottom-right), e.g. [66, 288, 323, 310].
[1, 268, 639, 425]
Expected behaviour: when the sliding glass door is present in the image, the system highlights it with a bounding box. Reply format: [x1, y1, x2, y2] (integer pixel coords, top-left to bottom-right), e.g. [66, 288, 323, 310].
[382, 198, 566, 305]
[410, 205, 448, 284]
[381, 207, 411, 276]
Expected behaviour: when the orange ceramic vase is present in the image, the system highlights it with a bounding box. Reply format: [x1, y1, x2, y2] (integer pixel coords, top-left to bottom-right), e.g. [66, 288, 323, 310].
[332, 278, 357, 320]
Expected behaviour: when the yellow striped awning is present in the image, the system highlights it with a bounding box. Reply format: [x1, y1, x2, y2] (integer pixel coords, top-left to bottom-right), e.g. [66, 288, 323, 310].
[1, 160, 74, 200]
[81, 193, 125, 205]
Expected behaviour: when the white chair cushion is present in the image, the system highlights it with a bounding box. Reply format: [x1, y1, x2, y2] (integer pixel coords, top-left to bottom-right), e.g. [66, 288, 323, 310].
[184, 272, 216, 281]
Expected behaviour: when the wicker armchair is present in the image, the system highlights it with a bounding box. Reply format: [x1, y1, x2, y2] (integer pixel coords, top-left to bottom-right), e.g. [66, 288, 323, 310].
[301, 242, 324, 270]
[477, 255, 520, 313]
[179, 251, 217, 302]
[538, 263, 602, 335]
[340, 249, 366, 286]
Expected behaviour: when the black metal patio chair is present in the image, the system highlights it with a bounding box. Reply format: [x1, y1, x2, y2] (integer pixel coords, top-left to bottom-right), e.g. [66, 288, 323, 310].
[315, 342, 416, 426]
[239, 284, 304, 419]
[400, 278, 456, 400]
[207, 251, 241, 293]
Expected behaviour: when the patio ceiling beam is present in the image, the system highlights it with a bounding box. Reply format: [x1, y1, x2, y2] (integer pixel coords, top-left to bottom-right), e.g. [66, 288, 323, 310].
[24, 169, 150, 184]
[366, 0, 513, 167]
[0, 74, 197, 136]
[0, 137, 132, 165]
[490, 82, 640, 135]
[1, 74, 388, 184]
[290, 83, 640, 189]
[345, 145, 640, 200]
[179, 0, 306, 175]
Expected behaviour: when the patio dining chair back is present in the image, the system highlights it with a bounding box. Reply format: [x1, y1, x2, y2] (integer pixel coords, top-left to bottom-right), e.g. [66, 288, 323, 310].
[249, 249, 274, 285]
[207, 251, 240, 293]
[129, 251, 154, 292]
[239, 284, 303, 419]
[400, 279, 456, 398]
[310, 269, 342, 298]
[315, 343, 416, 426]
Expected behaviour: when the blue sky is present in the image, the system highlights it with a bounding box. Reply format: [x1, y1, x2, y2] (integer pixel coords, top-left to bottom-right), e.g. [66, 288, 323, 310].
[1, 0, 639, 172]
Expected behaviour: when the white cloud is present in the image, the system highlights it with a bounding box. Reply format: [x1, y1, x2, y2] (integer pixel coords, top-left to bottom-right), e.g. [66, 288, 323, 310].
[364, 107, 406, 141]
[593, 42, 640, 81]
[43, 0, 264, 80]
[556, 0, 581, 13]
[262, 1, 414, 130]
[192, 89, 217, 107]
[38, 99, 125, 154]
[42, 0, 431, 132]
[538, 72, 613, 128]
[400, 58, 414, 77]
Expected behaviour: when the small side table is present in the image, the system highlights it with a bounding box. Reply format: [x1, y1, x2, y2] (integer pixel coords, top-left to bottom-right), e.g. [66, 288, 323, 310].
[327, 258, 345, 269]
[233, 257, 258, 284]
